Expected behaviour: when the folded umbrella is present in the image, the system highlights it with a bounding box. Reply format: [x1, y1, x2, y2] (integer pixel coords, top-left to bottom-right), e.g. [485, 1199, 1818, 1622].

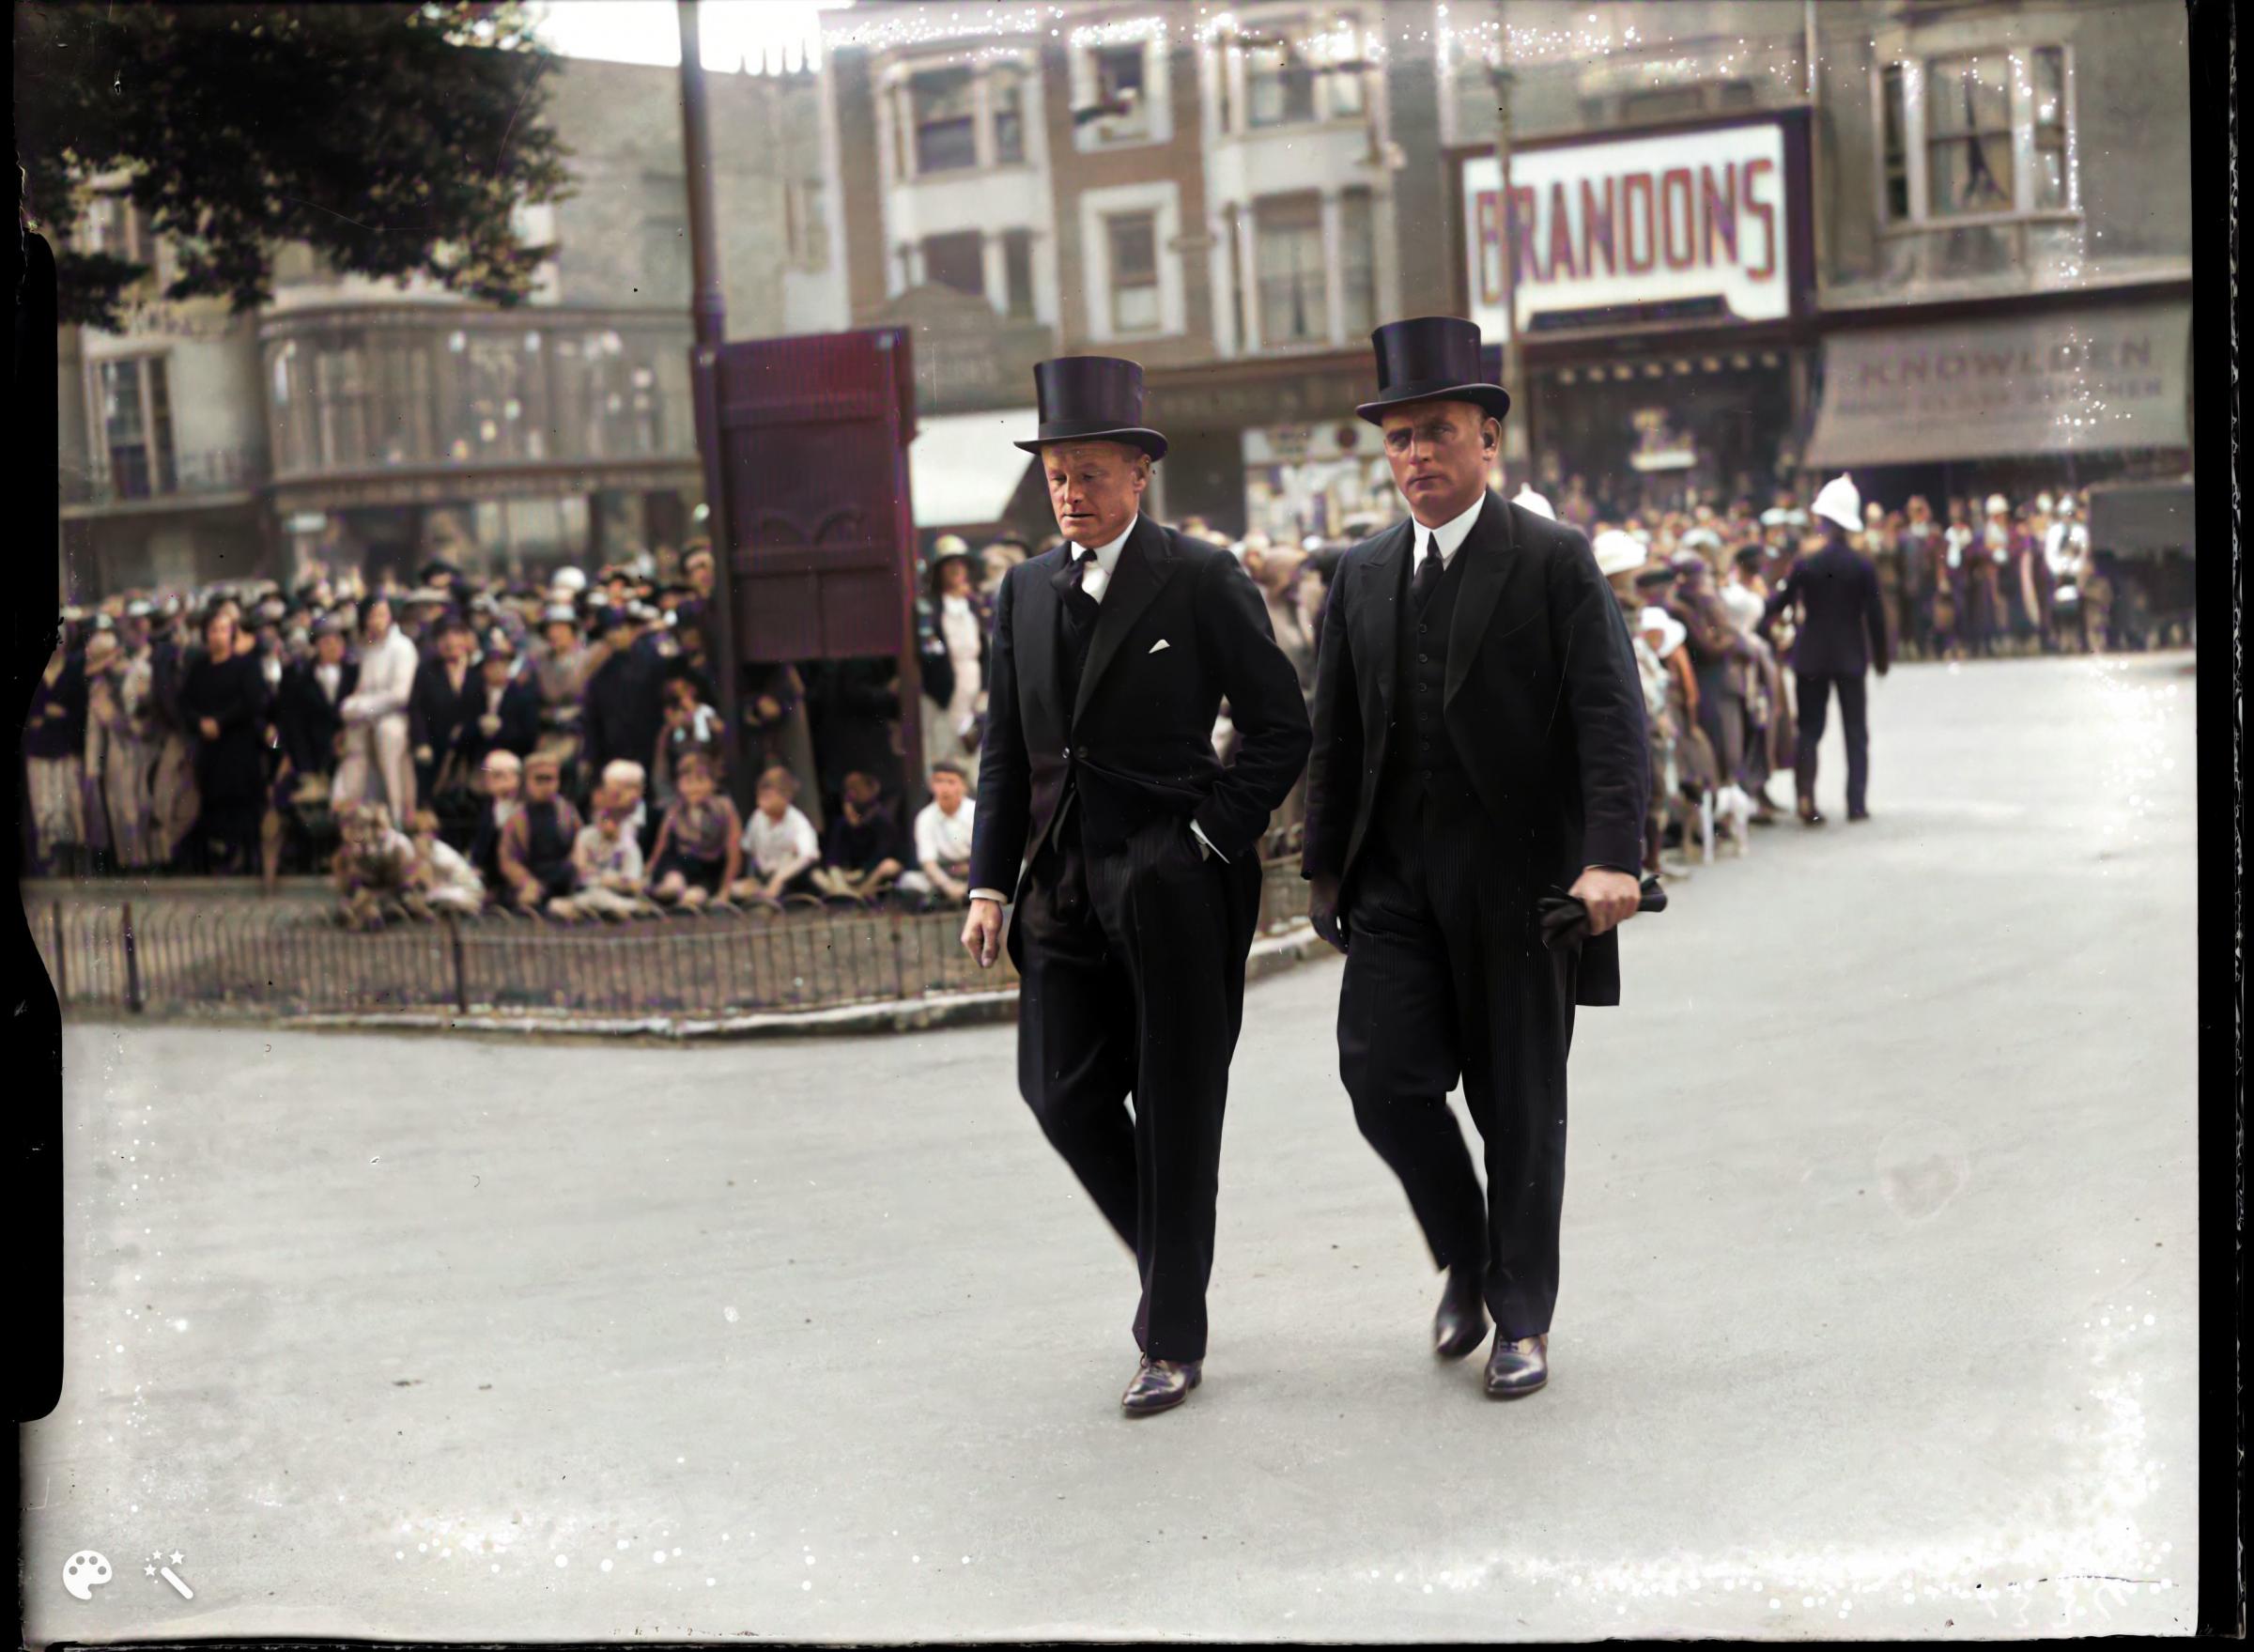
[1536, 875, 1669, 950]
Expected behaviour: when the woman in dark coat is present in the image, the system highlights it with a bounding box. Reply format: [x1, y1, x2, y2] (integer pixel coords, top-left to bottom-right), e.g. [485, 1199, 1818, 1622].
[178, 606, 271, 873]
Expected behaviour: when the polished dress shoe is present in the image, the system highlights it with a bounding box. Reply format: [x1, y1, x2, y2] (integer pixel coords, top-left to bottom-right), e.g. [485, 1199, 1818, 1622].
[1797, 797, 1825, 826]
[1847, 807, 1872, 822]
[1120, 1357, 1201, 1416]
[1484, 1332, 1549, 1397]
[1433, 1267, 1490, 1360]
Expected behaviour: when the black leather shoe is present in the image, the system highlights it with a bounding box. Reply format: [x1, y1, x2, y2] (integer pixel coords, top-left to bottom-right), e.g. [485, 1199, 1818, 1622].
[1797, 797, 1825, 826]
[1847, 808, 1872, 822]
[1121, 1357, 1201, 1416]
[1484, 1332, 1549, 1397]
[1433, 1268, 1489, 1361]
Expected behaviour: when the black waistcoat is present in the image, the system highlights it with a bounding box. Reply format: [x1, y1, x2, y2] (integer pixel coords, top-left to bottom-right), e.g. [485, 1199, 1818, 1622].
[1377, 538, 1476, 844]
[1048, 564, 1102, 840]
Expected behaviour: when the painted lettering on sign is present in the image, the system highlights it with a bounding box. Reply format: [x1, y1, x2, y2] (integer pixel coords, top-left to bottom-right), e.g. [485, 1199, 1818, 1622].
[1461, 121, 1792, 342]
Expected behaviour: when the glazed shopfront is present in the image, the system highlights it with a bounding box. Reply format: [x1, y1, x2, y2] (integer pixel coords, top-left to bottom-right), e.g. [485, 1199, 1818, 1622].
[1143, 350, 1387, 543]
[1455, 110, 1817, 514]
[259, 304, 704, 586]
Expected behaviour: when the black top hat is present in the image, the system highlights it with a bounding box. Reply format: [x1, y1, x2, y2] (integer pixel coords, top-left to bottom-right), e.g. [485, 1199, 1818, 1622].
[1014, 356, 1167, 460]
[1355, 317, 1512, 425]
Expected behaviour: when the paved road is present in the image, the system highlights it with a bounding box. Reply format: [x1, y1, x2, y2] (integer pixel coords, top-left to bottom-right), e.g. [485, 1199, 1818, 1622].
[25, 653, 2201, 1643]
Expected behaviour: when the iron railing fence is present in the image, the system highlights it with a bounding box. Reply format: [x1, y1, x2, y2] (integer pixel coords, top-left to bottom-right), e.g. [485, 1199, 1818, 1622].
[30, 857, 1311, 1023]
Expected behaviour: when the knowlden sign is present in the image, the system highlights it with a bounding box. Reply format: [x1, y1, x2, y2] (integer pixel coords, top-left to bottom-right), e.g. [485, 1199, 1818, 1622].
[1804, 304, 2192, 467]
[1461, 119, 1793, 342]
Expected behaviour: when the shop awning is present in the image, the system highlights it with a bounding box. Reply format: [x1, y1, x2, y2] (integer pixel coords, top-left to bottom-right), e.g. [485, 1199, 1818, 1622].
[909, 409, 1038, 529]
[1804, 301, 2190, 468]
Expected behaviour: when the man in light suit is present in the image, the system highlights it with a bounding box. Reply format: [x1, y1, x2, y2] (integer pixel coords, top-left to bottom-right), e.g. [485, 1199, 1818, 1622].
[1305, 317, 1650, 1398]
[962, 356, 1312, 1416]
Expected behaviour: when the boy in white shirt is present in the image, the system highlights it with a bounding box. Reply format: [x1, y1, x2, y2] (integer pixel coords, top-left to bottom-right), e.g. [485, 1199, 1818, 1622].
[730, 764, 821, 902]
[897, 760, 977, 905]
[554, 794, 650, 921]
[402, 808, 486, 917]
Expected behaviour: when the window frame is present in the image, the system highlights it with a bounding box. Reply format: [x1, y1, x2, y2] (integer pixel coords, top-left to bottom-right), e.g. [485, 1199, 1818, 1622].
[921, 229, 987, 300]
[907, 65, 980, 176]
[87, 351, 178, 500]
[1252, 192, 1327, 347]
[1873, 42, 2080, 232]
[1073, 37, 1168, 150]
[1105, 210, 1162, 336]
[1237, 10, 1370, 133]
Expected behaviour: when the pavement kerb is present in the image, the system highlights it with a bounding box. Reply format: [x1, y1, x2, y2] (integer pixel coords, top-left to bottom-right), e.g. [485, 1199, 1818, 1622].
[62, 920, 1335, 1043]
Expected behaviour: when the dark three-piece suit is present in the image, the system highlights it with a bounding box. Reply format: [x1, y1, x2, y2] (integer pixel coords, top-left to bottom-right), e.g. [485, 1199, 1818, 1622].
[969, 514, 1312, 1364]
[1303, 490, 1650, 1341]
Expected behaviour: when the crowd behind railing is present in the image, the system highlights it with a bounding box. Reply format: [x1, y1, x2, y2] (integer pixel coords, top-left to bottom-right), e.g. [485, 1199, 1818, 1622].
[24, 477, 2165, 916]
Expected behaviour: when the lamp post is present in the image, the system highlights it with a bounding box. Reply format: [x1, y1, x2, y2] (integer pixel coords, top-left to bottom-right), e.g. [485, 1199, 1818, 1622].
[1490, 55, 1527, 471]
[676, 0, 749, 811]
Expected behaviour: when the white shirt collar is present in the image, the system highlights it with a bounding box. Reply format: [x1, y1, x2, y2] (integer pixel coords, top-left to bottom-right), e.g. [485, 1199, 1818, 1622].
[1071, 514, 1137, 601]
[1410, 492, 1488, 570]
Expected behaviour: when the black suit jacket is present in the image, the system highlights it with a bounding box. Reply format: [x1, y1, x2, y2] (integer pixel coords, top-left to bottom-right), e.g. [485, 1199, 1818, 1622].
[1301, 492, 1649, 1007]
[1761, 539, 1891, 677]
[583, 639, 672, 779]
[408, 657, 481, 765]
[277, 658, 359, 777]
[969, 514, 1313, 898]
[458, 678, 544, 770]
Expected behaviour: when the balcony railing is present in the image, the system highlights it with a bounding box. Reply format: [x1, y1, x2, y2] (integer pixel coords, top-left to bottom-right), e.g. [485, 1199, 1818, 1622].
[64, 444, 264, 508]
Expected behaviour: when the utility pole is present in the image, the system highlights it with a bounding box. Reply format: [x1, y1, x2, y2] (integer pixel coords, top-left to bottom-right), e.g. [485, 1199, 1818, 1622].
[1490, 54, 1528, 471]
[677, 0, 749, 811]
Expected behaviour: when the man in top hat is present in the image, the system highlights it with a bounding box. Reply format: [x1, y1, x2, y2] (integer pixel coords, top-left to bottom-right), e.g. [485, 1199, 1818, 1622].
[1759, 473, 1889, 824]
[1303, 317, 1649, 1399]
[960, 355, 1312, 1416]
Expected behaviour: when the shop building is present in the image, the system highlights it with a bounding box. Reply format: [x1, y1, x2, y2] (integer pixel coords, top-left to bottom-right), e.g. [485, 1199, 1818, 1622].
[1800, 0, 2193, 508]
[1452, 108, 1818, 515]
[58, 55, 841, 600]
[826, 0, 1405, 545]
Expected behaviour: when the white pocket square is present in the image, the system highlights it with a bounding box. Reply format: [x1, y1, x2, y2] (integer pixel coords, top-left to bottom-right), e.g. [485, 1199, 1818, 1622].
[1148, 639, 1171, 654]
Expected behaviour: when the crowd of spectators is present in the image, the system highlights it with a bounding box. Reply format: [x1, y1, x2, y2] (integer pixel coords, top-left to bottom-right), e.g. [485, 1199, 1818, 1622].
[22, 546, 981, 927]
[23, 477, 2170, 920]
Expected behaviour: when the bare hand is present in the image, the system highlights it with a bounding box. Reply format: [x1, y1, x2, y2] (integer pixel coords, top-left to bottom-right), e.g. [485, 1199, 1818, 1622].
[961, 896, 1005, 968]
[1308, 873, 1348, 953]
[1569, 866, 1642, 937]
[198, 717, 220, 739]
[754, 695, 782, 721]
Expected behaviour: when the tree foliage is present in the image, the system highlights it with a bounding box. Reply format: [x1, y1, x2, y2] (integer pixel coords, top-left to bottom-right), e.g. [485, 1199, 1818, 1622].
[18, 3, 573, 329]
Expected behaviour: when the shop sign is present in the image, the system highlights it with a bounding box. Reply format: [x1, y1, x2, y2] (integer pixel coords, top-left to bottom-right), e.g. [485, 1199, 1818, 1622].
[1145, 363, 1377, 432]
[1243, 421, 1376, 465]
[1461, 118, 1793, 342]
[1804, 303, 2192, 467]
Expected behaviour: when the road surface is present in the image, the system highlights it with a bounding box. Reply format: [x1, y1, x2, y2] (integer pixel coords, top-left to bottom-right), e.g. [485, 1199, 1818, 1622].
[24, 651, 2201, 1642]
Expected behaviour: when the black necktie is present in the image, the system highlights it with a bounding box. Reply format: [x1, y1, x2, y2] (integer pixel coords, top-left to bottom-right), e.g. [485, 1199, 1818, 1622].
[1062, 548, 1100, 623]
[1412, 532, 1443, 612]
